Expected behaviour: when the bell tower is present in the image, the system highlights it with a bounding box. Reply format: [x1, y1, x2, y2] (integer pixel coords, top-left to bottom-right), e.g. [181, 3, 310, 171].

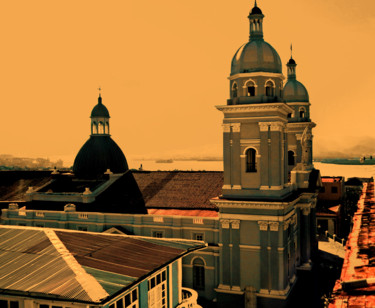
[213, 3, 319, 307]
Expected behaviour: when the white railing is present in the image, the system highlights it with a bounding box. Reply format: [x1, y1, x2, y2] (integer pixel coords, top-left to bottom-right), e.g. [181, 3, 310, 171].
[176, 288, 202, 308]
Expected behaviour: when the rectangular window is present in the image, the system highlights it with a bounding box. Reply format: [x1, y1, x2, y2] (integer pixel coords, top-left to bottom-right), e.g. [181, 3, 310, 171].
[0, 301, 8, 308]
[0, 302, 19, 308]
[113, 289, 138, 308]
[78, 213, 88, 219]
[331, 187, 338, 193]
[148, 270, 167, 308]
[152, 231, 163, 238]
[78, 226, 88, 231]
[193, 233, 204, 241]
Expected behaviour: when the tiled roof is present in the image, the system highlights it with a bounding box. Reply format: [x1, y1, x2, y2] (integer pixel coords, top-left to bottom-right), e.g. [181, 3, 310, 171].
[133, 171, 223, 210]
[329, 182, 375, 307]
[0, 225, 205, 304]
[0, 170, 223, 212]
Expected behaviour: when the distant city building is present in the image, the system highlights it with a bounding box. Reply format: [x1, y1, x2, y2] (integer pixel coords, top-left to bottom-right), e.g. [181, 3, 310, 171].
[0, 225, 205, 308]
[0, 2, 321, 308]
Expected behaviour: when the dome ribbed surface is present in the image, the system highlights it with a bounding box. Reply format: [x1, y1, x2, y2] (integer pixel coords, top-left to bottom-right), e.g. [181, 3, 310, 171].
[73, 136, 128, 179]
[231, 41, 282, 75]
[283, 80, 309, 102]
[91, 103, 110, 118]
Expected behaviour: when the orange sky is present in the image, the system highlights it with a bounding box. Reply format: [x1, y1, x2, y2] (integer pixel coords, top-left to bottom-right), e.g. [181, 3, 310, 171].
[1, 0, 375, 166]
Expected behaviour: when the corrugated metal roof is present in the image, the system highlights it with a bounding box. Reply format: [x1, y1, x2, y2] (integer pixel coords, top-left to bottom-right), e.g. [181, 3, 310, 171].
[0, 226, 205, 304]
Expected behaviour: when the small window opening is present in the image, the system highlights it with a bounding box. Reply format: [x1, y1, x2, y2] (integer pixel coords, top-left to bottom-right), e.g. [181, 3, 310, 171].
[265, 81, 274, 97]
[288, 151, 295, 166]
[299, 108, 305, 118]
[246, 148, 257, 172]
[232, 83, 238, 98]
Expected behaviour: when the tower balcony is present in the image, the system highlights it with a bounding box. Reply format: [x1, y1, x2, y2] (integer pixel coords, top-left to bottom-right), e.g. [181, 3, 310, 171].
[176, 287, 202, 308]
[227, 95, 280, 105]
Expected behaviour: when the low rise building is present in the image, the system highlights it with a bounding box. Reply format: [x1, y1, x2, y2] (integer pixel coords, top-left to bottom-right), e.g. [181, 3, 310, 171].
[0, 225, 205, 308]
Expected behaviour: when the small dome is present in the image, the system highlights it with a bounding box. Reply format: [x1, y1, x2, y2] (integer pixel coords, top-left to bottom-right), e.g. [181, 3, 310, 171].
[283, 80, 309, 102]
[287, 58, 296, 65]
[91, 96, 110, 118]
[73, 136, 128, 179]
[250, 6, 262, 15]
[231, 40, 282, 75]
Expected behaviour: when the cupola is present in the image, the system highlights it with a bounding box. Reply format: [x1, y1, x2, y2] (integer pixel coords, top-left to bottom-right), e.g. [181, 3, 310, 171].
[91, 93, 110, 135]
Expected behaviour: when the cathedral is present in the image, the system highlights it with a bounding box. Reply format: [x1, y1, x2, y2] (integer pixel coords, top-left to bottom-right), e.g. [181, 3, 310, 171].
[0, 2, 320, 307]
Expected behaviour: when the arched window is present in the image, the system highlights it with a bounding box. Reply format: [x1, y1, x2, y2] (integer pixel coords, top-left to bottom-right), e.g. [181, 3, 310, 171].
[98, 122, 104, 134]
[265, 80, 274, 97]
[245, 80, 256, 96]
[246, 148, 257, 172]
[232, 82, 238, 98]
[193, 258, 205, 290]
[288, 151, 295, 166]
[299, 107, 305, 118]
[105, 122, 109, 134]
[92, 121, 98, 134]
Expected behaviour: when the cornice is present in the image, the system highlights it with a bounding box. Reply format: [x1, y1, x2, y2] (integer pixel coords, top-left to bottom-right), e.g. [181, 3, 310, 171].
[211, 197, 300, 210]
[228, 72, 285, 81]
[216, 103, 293, 115]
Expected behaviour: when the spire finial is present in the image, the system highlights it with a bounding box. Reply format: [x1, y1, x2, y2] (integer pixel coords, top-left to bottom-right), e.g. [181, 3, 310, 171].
[98, 87, 102, 98]
[290, 44, 293, 58]
[254, 0, 258, 7]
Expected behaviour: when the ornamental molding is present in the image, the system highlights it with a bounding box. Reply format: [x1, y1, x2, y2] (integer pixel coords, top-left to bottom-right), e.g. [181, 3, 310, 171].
[258, 221, 268, 231]
[222, 123, 241, 133]
[286, 102, 311, 106]
[231, 220, 240, 229]
[259, 121, 285, 132]
[302, 207, 311, 215]
[222, 124, 231, 133]
[216, 103, 293, 115]
[232, 123, 241, 132]
[220, 219, 240, 229]
[286, 122, 316, 133]
[228, 72, 285, 81]
[211, 196, 301, 210]
[270, 222, 279, 231]
[283, 221, 290, 230]
[221, 219, 230, 229]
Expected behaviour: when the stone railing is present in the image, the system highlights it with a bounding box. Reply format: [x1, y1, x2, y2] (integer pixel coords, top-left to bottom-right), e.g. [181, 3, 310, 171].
[176, 287, 202, 308]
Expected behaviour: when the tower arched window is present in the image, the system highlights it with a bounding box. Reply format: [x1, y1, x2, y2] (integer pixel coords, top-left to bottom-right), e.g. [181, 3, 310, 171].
[98, 121, 104, 134]
[105, 122, 109, 134]
[245, 80, 256, 96]
[288, 151, 295, 166]
[92, 121, 98, 134]
[265, 81, 274, 97]
[246, 148, 257, 172]
[193, 258, 205, 290]
[299, 107, 305, 119]
[232, 82, 238, 98]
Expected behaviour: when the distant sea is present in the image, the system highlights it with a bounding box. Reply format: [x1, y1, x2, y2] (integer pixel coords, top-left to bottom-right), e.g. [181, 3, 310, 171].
[128, 160, 375, 179]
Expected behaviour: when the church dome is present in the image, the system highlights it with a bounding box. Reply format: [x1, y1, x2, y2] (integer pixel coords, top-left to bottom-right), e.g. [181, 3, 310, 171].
[283, 80, 309, 102]
[73, 136, 128, 179]
[231, 41, 282, 75]
[91, 96, 110, 118]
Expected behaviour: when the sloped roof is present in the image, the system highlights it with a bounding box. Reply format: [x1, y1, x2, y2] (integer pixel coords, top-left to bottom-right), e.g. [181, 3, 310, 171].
[329, 182, 375, 307]
[133, 171, 223, 210]
[0, 170, 223, 213]
[0, 226, 205, 304]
